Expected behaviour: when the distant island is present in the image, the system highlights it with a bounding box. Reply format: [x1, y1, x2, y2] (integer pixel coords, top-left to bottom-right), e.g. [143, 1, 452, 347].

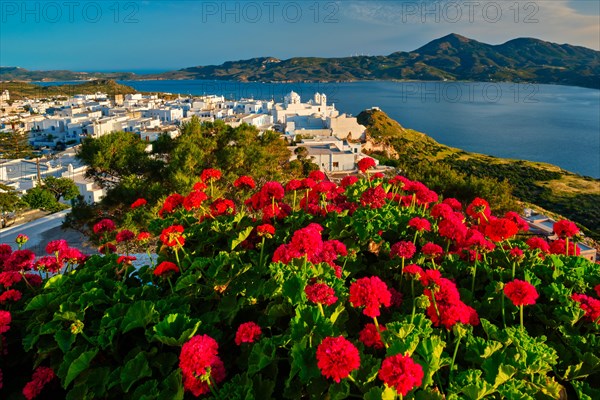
[2, 33, 599, 89]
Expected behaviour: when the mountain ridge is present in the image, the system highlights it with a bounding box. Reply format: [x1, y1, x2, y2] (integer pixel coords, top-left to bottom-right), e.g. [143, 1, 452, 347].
[1, 34, 598, 89]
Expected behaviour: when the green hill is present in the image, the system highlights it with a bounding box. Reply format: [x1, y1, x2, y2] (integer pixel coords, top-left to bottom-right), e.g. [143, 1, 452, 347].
[357, 109, 600, 238]
[151, 34, 599, 88]
[0, 80, 137, 100]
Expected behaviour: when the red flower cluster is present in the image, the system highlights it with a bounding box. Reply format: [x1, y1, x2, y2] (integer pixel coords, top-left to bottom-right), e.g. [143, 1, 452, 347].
[358, 323, 386, 349]
[200, 168, 222, 182]
[549, 239, 580, 256]
[466, 197, 491, 222]
[526, 237, 550, 255]
[504, 279, 539, 306]
[308, 170, 326, 181]
[0, 310, 11, 333]
[137, 232, 151, 242]
[93, 218, 116, 235]
[3, 249, 35, 272]
[504, 211, 529, 232]
[341, 175, 358, 187]
[0, 271, 23, 288]
[595, 284, 600, 298]
[421, 243, 443, 258]
[571, 294, 600, 324]
[360, 185, 387, 209]
[378, 354, 424, 396]
[154, 261, 179, 277]
[233, 175, 256, 189]
[553, 220, 579, 238]
[358, 157, 376, 173]
[179, 335, 226, 397]
[159, 193, 185, 217]
[115, 229, 135, 243]
[484, 217, 519, 242]
[316, 336, 360, 382]
[235, 322, 262, 345]
[408, 217, 431, 232]
[272, 224, 347, 277]
[305, 282, 337, 306]
[22, 366, 55, 400]
[130, 198, 147, 209]
[421, 271, 479, 329]
[46, 239, 68, 255]
[256, 224, 275, 238]
[98, 243, 117, 255]
[183, 190, 208, 211]
[117, 255, 136, 265]
[390, 241, 416, 259]
[210, 198, 236, 216]
[349, 276, 391, 318]
[0, 288, 22, 304]
[160, 225, 185, 248]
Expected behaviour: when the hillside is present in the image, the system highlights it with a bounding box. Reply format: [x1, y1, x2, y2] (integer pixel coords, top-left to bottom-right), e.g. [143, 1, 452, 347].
[3, 34, 598, 89]
[0, 80, 137, 100]
[151, 34, 599, 88]
[0, 67, 136, 82]
[357, 109, 600, 238]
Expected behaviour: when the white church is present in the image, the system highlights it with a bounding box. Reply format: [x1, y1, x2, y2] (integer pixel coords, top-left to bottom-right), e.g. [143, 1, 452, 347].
[273, 91, 366, 141]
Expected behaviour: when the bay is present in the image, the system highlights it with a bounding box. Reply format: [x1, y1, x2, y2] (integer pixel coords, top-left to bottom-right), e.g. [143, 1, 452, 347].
[37, 80, 600, 178]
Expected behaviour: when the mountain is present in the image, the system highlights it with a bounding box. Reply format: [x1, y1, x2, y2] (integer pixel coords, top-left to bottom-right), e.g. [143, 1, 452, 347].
[2, 34, 599, 88]
[0, 80, 137, 100]
[148, 33, 598, 88]
[0, 67, 136, 82]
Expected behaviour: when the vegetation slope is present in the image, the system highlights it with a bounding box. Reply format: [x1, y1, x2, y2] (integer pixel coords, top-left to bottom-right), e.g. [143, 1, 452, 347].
[357, 109, 600, 239]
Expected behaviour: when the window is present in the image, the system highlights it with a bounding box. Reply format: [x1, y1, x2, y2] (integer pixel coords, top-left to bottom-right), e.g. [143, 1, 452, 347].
[333, 162, 339, 169]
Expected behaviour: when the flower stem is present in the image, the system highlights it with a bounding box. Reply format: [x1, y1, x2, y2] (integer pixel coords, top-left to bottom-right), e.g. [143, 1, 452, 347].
[318, 303, 325, 318]
[450, 332, 462, 379]
[520, 305, 524, 331]
[373, 316, 389, 349]
[501, 292, 506, 329]
[410, 279, 416, 324]
[471, 257, 478, 294]
[167, 277, 174, 295]
[566, 238, 570, 256]
[259, 237, 266, 269]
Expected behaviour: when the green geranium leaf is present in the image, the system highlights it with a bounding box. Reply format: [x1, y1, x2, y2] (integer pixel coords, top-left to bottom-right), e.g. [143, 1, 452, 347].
[121, 301, 159, 333]
[231, 226, 253, 250]
[65, 349, 98, 388]
[151, 313, 201, 346]
[121, 351, 152, 392]
[55, 330, 76, 353]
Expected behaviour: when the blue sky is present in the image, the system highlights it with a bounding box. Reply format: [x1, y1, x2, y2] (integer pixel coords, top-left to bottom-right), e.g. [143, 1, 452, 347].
[1, 0, 598, 72]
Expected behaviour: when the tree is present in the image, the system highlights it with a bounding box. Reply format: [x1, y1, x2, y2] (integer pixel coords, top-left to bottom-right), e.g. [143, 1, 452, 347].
[0, 128, 34, 159]
[22, 186, 60, 211]
[0, 183, 26, 227]
[76, 131, 159, 188]
[43, 176, 79, 202]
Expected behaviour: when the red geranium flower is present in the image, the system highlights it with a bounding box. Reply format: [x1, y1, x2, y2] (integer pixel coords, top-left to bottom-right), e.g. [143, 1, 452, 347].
[183, 190, 208, 211]
[553, 220, 579, 238]
[117, 255, 137, 265]
[358, 157, 376, 173]
[46, 239, 68, 255]
[340, 175, 359, 188]
[22, 366, 55, 400]
[210, 198, 236, 216]
[504, 279, 539, 306]
[179, 335, 226, 397]
[595, 284, 600, 298]
[137, 232, 151, 242]
[0, 289, 22, 304]
[572, 294, 600, 324]
[130, 198, 147, 209]
[93, 218, 116, 235]
[159, 193, 185, 217]
[115, 229, 135, 243]
[316, 336, 360, 383]
[549, 239, 580, 256]
[408, 217, 431, 232]
[4, 249, 35, 272]
[153, 261, 179, 277]
[308, 170, 326, 182]
[390, 241, 416, 259]
[98, 243, 117, 254]
[484, 218, 519, 242]
[466, 197, 491, 222]
[349, 276, 392, 318]
[286, 179, 302, 191]
[235, 322, 262, 345]
[360, 185, 387, 209]
[0, 271, 23, 288]
[0, 310, 11, 333]
[421, 242, 443, 258]
[378, 354, 424, 396]
[200, 168, 222, 182]
[359, 323, 386, 349]
[234, 175, 256, 189]
[526, 237, 550, 254]
[305, 283, 337, 306]
[160, 225, 185, 248]
[256, 224, 275, 238]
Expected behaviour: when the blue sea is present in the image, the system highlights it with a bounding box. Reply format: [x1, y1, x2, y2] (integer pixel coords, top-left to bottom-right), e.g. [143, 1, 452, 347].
[37, 80, 600, 178]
